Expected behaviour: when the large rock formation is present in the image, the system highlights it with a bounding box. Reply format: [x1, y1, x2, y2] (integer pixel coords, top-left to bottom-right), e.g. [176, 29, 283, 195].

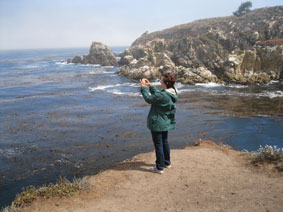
[117, 6, 283, 84]
[68, 42, 118, 66]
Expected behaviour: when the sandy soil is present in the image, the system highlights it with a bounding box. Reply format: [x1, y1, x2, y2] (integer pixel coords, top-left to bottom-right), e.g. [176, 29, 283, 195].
[22, 143, 283, 212]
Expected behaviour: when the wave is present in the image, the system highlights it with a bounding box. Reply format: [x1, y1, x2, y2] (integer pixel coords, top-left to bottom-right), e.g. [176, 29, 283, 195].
[89, 85, 114, 91]
[89, 70, 116, 75]
[82, 64, 101, 67]
[88, 86, 141, 97]
[150, 81, 161, 86]
[22, 65, 42, 69]
[110, 89, 141, 97]
[257, 90, 283, 98]
[89, 82, 140, 91]
[211, 90, 283, 99]
[88, 80, 283, 99]
[55, 61, 68, 65]
[226, 84, 248, 88]
[195, 82, 224, 88]
[267, 80, 280, 85]
[88, 82, 142, 97]
[0, 148, 20, 158]
[177, 88, 195, 94]
[55, 61, 101, 67]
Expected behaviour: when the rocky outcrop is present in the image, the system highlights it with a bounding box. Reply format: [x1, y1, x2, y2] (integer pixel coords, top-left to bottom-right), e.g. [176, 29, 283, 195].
[68, 42, 118, 66]
[222, 44, 283, 83]
[117, 6, 283, 84]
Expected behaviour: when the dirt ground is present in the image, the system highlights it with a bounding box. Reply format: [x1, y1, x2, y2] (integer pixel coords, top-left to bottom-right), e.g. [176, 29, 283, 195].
[22, 143, 283, 212]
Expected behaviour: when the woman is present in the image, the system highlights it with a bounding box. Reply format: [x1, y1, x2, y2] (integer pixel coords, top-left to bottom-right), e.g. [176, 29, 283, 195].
[140, 73, 178, 174]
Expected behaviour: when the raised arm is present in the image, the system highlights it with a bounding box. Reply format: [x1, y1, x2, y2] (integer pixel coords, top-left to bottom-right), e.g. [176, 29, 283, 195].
[141, 86, 167, 105]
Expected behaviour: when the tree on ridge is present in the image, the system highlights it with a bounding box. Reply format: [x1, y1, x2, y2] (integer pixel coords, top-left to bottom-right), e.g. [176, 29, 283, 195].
[233, 1, 253, 17]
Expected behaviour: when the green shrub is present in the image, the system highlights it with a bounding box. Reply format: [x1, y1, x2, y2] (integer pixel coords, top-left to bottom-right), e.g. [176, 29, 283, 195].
[251, 145, 283, 163]
[1, 176, 89, 211]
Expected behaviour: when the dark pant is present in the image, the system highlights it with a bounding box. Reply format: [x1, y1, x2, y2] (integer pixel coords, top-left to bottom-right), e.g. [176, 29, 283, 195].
[151, 131, 171, 170]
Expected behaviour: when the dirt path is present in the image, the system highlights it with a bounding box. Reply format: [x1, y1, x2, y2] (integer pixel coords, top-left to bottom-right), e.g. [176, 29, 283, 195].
[23, 143, 283, 212]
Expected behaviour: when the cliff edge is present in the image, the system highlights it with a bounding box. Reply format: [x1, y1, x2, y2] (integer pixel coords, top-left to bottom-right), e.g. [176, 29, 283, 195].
[18, 143, 283, 212]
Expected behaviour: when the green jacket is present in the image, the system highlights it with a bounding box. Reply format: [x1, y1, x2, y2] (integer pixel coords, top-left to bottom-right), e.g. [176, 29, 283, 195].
[141, 86, 178, 132]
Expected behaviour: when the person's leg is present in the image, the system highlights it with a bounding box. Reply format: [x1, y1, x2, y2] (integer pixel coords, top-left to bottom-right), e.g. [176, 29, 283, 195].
[151, 131, 165, 170]
[162, 131, 171, 166]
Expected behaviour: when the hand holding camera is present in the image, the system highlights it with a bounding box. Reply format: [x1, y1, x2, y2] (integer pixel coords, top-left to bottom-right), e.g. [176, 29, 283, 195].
[140, 78, 152, 87]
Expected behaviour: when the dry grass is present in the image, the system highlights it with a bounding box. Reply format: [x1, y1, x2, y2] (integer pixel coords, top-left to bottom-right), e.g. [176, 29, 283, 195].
[0, 177, 89, 212]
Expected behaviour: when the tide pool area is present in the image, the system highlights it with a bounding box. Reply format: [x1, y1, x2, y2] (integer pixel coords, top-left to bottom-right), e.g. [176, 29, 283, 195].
[0, 48, 283, 208]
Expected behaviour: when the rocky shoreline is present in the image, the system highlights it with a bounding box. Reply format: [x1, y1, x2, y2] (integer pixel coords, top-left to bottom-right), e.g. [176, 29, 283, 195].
[69, 6, 283, 85]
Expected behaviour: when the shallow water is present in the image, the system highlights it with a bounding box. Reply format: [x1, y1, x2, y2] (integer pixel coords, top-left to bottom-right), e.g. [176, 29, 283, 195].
[0, 48, 283, 208]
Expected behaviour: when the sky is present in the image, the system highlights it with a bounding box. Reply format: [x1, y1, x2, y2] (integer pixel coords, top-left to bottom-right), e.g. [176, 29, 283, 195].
[0, 0, 282, 50]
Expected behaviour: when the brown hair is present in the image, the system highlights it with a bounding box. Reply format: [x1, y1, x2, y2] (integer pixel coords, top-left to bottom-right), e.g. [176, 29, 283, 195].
[163, 73, 176, 89]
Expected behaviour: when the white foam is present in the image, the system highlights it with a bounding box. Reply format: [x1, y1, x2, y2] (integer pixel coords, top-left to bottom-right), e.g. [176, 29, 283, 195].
[257, 91, 283, 98]
[177, 88, 194, 93]
[89, 82, 140, 92]
[56, 61, 101, 67]
[117, 82, 140, 87]
[226, 84, 248, 88]
[82, 64, 101, 67]
[89, 70, 115, 75]
[109, 89, 141, 97]
[55, 61, 68, 65]
[151, 81, 161, 86]
[195, 82, 224, 88]
[89, 85, 114, 91]
[88, 82, 142, 96]
[267, 80, 280, 85]
[174, 82, 186, 89]
[209, 89, 283, 99]
[23, 65, 41, 68]
[0, 148, 19, 158]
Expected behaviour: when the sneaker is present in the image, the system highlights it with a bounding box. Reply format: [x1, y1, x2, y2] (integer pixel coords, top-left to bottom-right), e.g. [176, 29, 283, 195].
[150, 166, 164, 174]
[165, 164, 171, 168]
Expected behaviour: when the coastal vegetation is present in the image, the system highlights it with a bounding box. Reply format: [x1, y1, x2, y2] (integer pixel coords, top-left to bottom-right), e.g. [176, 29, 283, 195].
[1, 177, 89, 212]
[249, 145, 283, 171]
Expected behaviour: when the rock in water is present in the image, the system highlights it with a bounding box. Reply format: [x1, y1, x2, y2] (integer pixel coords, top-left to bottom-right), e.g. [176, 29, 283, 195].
[71, 56, 82, 64]
[68, 42, 118, 66]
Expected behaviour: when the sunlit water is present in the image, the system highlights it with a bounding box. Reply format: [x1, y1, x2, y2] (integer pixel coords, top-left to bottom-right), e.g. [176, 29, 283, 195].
[0, 48, 282, 208]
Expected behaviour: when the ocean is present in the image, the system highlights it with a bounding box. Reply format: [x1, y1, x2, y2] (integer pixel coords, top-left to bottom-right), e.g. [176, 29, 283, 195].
[0, 47, 283, 208]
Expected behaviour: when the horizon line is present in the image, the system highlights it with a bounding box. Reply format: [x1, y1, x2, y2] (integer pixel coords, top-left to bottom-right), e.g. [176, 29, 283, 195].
[0, 45, 131, 51]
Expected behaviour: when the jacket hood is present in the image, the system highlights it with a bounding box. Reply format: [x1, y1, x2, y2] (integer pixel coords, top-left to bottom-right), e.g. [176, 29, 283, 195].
[165, 87, 178, 103]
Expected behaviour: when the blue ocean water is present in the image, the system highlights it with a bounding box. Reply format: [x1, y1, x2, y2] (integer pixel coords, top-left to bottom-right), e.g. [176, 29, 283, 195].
[0, 47, 283, 208]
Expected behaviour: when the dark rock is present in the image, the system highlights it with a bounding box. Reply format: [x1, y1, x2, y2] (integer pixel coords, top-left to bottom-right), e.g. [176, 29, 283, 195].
[72, 56, 82, 64]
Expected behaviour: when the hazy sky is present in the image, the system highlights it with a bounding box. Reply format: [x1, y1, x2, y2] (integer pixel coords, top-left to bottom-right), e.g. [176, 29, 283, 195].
[0, 0, 282, 50]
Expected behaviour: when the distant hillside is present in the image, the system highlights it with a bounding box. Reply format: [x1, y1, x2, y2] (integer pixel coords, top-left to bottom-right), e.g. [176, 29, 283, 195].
[118, 6, 283, 84]
[132, 7, 282, 48]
